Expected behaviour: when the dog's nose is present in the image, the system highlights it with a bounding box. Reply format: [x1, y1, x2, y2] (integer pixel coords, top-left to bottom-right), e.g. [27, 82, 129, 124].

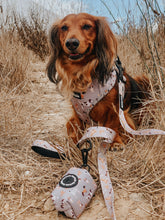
[65, 38, 80, 50]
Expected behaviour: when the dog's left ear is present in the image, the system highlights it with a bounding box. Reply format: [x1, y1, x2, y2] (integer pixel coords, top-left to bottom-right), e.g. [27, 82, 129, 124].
[95, 17, 117, 83]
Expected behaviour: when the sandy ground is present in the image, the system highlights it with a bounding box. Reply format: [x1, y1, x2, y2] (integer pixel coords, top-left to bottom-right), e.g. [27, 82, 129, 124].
[1, 60, 163, 220]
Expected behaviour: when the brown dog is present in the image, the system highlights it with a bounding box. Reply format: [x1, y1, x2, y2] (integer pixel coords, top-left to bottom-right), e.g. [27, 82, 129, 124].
[47, 13, 149, 149]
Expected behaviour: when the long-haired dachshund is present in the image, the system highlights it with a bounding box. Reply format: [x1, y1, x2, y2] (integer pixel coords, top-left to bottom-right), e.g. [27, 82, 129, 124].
[47, 13, 149, 150]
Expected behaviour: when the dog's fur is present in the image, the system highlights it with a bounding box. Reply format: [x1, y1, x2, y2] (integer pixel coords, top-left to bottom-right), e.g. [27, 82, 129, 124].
[47, 13, 149, 149]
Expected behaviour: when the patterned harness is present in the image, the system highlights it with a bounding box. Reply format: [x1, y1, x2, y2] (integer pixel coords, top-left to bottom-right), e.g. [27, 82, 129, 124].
[71, 69, 117, 124]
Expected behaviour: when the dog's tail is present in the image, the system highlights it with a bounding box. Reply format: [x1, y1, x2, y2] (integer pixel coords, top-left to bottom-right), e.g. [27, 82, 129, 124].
[136, 75, 150, 94]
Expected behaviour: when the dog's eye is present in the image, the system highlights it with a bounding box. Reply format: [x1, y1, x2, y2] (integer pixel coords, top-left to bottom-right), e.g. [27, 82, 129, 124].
[82, 24, 92, 30]
[61, 25, 68, 31]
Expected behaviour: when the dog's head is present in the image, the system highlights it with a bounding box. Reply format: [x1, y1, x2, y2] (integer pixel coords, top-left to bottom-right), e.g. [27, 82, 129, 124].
[47, 13, 117, 92]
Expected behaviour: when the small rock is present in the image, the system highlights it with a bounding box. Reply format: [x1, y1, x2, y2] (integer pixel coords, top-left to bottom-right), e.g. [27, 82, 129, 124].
[24, 170, 30, 176]
[43, 197, 55, 212]
[129, 193, 144, 202]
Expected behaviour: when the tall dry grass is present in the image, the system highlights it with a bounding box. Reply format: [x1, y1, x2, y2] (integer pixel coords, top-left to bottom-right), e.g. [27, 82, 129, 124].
[0, 2, 165, 219]
[0, 31, 30, 92]
[118, 14, 165, 90]
[13, 9, 49, 60]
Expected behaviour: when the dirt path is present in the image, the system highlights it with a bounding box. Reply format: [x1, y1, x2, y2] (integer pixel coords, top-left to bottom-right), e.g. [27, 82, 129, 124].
[1, 60, 157, 220]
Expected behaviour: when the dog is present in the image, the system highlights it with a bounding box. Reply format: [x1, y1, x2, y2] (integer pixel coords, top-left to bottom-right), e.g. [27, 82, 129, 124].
[47, 13, 149, 150]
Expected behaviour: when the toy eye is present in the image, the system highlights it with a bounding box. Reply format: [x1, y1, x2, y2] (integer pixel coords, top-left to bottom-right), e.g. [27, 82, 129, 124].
[61, 25, 68, 31]
[82, 24, 92, 30]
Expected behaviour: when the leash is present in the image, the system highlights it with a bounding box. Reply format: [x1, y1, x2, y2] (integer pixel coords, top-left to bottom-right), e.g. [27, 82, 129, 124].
[78, 127, 116, 220]
[115, 56, 165, 136]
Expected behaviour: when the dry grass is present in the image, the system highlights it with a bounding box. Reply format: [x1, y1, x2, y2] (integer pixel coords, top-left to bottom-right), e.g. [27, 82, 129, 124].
[13, 10, 49, 60]
[0, 7, 165, 220]
[0, 31, 31, 92]
[118, 15, 165, 88]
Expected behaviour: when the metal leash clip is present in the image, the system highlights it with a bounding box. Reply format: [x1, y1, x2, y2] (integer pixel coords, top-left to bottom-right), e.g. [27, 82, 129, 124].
[77, 139, 92, 171]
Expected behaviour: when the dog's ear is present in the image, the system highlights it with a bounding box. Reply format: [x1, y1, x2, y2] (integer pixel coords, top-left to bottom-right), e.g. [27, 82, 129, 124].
[46, 22, 61, 84]
[95, 17, 117, 84]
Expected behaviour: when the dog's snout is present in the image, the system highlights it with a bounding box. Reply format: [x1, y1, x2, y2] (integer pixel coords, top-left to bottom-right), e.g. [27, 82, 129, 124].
[65, 38, 80, 50]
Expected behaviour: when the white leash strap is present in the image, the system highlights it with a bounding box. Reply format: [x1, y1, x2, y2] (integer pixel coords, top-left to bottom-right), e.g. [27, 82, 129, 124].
[98, 142, 116, 220]
[78, 126, 116, 220]
[118, 80, 165, 136]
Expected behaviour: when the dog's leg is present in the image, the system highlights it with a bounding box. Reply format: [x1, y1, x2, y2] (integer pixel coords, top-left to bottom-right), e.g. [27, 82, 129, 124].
[104, 108, 135, 151]
[66, 113, 84, 144]
[104, 119, 124, 151]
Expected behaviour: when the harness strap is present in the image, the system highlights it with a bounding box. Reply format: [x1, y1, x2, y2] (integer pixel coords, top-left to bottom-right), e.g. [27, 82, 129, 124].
[78, 126, 116, 220]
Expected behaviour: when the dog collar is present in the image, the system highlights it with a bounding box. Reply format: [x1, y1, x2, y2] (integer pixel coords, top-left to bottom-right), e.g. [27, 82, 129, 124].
[71, 70, 117, 124]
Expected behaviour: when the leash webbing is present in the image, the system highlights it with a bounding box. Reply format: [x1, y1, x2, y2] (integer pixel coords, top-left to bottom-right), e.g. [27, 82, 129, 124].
[98, 142, 116, 220]
[116, 57, 165, 136]
[78, 127, 116, 220]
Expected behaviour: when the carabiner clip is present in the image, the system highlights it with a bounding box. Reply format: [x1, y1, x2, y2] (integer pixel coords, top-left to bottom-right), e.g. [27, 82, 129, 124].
[77, 140, 92, 171]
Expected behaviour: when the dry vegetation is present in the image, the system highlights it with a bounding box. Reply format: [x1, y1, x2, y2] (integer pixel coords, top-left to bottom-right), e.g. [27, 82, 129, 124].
[0, 2, 165, 220]
[13, 10, 49, 60]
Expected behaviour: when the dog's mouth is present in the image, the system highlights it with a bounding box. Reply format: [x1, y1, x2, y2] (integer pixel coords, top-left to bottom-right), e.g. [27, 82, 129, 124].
[69, 53, 83, 60]
[69, 46, 90, 61]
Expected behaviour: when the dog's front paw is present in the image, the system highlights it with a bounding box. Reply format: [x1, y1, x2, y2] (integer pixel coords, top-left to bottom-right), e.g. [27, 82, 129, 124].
[110, 143, 125, 151]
